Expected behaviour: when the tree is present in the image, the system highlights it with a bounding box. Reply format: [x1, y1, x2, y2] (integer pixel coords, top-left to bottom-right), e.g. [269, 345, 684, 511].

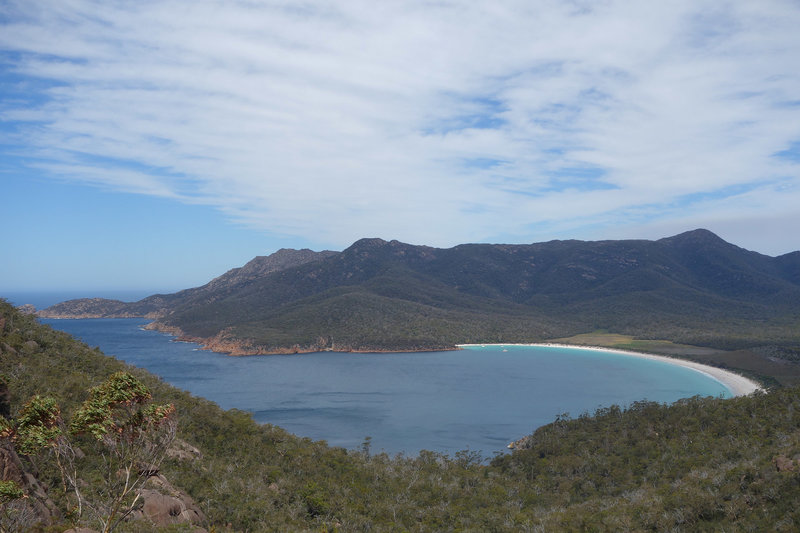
[12, 372, 176, 533]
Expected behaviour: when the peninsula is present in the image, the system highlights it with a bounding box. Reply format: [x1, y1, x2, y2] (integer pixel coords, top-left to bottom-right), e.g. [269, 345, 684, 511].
[40, 229, 800, 385]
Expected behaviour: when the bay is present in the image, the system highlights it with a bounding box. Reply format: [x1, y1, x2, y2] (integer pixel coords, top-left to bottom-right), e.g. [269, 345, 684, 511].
[40, 317, 730, 457]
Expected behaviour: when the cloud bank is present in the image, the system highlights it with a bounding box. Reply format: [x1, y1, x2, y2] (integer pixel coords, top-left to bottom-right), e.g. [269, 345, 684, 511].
[2, 0, 799, 253]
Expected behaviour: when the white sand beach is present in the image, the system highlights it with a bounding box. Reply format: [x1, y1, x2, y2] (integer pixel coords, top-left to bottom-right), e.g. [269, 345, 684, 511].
[457, 343, 763, 397]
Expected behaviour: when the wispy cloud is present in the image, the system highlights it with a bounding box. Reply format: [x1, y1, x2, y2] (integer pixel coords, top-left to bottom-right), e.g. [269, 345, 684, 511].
[2, 0, 799, 252]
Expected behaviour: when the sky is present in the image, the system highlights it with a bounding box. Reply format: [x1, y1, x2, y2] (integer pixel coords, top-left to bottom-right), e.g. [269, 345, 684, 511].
[2, 0, 800, 293]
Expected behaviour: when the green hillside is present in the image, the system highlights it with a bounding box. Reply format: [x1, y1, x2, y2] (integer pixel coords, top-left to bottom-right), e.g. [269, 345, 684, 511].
[4, 300, 800, 531]
[40, 230, 800, 360]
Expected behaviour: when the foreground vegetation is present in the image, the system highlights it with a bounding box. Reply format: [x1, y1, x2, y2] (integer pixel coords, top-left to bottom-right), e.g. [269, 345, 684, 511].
[3, 300, 800, 531]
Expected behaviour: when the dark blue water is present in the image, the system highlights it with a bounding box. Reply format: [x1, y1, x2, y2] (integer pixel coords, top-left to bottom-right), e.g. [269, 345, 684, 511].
[39, 317, 730, 457]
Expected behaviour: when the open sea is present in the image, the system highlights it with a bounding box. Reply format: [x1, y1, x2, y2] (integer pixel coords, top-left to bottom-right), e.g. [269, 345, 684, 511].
[8, 289, 731, 457]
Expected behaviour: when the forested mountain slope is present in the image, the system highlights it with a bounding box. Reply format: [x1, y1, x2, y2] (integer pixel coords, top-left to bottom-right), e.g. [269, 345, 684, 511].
[40, 229, 800, 355]
[4, 300, 800, 531]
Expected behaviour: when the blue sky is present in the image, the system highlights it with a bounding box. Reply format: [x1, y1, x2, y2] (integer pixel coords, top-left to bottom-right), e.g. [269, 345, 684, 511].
[2, 0, 800, 294]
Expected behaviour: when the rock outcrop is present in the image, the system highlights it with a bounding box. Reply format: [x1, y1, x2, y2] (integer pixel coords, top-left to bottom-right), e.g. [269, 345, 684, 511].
[16, 304, 36, 315]
[773, 454, 800, 472]
[166, 438, 203, 462]
[0, 444, 61, 527]
[130, 473, 206, 530]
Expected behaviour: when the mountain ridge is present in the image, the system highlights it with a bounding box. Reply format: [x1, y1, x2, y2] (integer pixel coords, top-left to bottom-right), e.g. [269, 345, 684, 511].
[39, 229, 800, 354]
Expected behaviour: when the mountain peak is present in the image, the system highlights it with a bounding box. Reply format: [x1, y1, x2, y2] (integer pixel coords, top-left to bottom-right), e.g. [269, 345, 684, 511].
[658, 228, 727, 246]
[348, 238, 389, 249]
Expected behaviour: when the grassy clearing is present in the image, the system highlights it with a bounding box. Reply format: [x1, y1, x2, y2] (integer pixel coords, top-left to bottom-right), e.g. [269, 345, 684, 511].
[549, 331, 636, 346]
[550, 330, 800, 388]
[548, 331, 715, 355]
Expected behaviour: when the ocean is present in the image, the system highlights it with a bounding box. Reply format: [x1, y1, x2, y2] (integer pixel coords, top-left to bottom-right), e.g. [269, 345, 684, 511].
[36, 316, 730, 457]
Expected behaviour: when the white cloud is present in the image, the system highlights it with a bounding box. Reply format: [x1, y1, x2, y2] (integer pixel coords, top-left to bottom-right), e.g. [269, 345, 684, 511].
[1, 0, 799, 252]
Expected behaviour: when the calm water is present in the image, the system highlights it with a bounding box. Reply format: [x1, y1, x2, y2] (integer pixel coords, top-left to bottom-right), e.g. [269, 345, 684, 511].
[38, 317, 731, 457]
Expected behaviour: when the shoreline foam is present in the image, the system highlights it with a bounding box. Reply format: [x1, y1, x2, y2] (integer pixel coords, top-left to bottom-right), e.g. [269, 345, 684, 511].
[457, 343, 763, 397]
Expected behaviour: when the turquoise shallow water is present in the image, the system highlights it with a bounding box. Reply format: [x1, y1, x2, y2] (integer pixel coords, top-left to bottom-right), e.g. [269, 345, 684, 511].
[40, 318, 730, 457]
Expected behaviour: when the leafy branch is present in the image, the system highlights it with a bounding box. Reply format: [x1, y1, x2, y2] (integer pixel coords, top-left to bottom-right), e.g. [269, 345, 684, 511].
[7, 372, 176, 533]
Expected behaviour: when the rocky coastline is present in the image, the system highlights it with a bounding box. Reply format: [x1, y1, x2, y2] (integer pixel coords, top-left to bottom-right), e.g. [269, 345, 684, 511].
[143, 321, 458, 356]
[36, 304, 460, 355]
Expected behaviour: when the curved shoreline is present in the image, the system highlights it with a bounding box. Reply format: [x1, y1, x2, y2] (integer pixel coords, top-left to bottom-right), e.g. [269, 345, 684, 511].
[457, 343, 763, 397]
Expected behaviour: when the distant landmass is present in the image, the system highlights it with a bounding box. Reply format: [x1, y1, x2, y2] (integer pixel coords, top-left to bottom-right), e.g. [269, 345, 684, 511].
[39, 229, 800, 355]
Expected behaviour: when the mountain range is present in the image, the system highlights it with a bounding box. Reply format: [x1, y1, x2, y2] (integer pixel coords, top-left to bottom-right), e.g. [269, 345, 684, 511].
[39, 229, 800, 354]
